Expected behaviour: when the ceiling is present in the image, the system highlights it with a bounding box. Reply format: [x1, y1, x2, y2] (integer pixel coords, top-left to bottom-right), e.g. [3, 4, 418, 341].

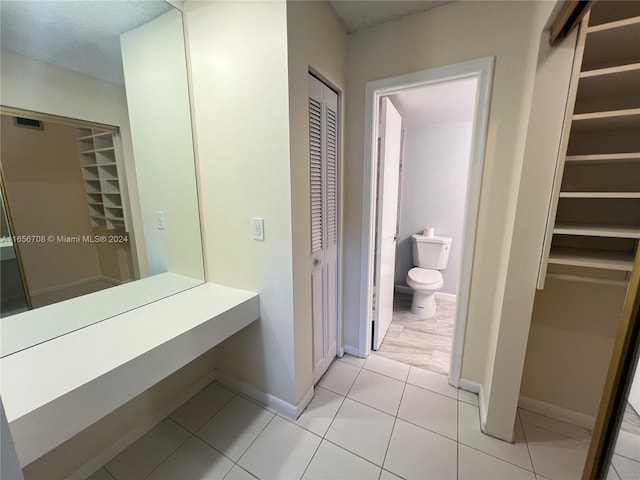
[0, 0, 455, 86]
[389, 77, 477, 128]
[329, 0, 454, 33]
[0, 1, 172, 85]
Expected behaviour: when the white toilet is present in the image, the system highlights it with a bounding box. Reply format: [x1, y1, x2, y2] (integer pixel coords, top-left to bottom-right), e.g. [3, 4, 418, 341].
[406, 234, 452, 318]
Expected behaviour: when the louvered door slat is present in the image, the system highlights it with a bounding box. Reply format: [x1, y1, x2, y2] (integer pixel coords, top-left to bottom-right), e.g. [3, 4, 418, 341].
[309, 96, 323, 254]
[326, 107, 338, 247]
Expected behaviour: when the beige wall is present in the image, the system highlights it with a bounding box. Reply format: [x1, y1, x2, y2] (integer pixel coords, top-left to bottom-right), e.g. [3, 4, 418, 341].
[521, 280, 626, 417]
[184, 1, 299, 404]
[0, 116, 101, 292]
[342, 1, 553, 438]
[286, 1, 348, 402]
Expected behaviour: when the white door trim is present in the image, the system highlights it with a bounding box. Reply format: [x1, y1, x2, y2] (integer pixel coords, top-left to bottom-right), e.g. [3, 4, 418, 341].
[358, 57, 494, 387]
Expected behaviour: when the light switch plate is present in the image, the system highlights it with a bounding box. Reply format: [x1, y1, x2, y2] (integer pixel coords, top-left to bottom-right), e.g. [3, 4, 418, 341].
[155, 211, 166, 230]
[252, 217, 264, 241]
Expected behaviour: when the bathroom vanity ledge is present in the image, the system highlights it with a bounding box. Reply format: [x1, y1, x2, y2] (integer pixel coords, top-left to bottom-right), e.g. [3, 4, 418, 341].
[0, 282, 259, 467]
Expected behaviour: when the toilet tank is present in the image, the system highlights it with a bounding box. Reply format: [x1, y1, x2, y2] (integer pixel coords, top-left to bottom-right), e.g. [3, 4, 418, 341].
[411, 234, 452, 269]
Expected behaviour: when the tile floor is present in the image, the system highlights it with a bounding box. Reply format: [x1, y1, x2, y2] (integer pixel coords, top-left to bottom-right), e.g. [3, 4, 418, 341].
[376, 293, 455, 374]
[87, 355, 640, 480]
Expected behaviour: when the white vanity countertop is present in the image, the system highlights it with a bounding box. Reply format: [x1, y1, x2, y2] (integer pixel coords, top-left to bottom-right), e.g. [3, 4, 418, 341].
[0, 281, 259, 466]
[1, 272, 203, 357]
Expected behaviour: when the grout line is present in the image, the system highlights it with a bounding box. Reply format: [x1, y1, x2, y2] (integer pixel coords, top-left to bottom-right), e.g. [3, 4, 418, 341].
[360, 365, 411, 385]
[299, 438, 323, 479]
[517, 410, 537, 475]
[459, 442, 537, 475]
[140, 430, 194, 480]
[405, 379, 458, 401]
[234, 412, 278, 468]
[518, 417, 592, 445]
[172, 390, 237, 435]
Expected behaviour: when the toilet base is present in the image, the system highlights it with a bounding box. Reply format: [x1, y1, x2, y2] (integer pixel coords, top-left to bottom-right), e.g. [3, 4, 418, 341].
[410, 290, 437, 318]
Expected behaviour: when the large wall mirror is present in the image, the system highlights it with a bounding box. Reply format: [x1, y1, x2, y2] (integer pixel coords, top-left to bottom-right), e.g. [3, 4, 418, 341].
[0, 1, 204, 356]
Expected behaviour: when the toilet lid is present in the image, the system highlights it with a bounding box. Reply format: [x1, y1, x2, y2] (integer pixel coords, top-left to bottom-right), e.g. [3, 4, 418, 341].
[408, 268, 442, 285]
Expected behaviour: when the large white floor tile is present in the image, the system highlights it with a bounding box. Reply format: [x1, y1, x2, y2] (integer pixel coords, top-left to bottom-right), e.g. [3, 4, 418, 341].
[105, 419, 190, 480]
[86, 468, 115, 480]
[365, 354, 410, 381]
[458, 403, 533, 471]
[285, 386, 344, 436]
[523, 422, 589, 480]
[302, 440, 381, 480]
[614, 430, 640, 462]
[458, 444, 535, 479]
[170, 382, 235, 432]
[325, 398, 395, 466]
[146, 436, 234, 480]
[239, 415, 321, 480]
[384, 418, 457, 480]
[398, 384, 457, 440]
[611, 454, 640, 480]
[224, 465, 258, 480]
[318, 360, 361, 395]
[347, 369, 405, 415]
[197, 396, 274, 462]
[406, 366, 457, 399]
[459, 390, 479, 406]
[339, 354, 366, 368]
[518, 409, 591, 444]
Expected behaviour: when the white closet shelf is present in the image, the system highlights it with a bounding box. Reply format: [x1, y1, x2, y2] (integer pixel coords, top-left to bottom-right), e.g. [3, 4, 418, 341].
[79, 147, 115, 155]
[586, 15, 640, 33]
[553, 223, 640, 238]
[581, 19, 640, 71]
[571, 108, 640, 131]
[559, 191, 640, 198]
[548, 247, 635, 271]
[77, 131, 114, 141]
[577, 64, 640, 103]
[565, 153, 640, 163]
[580, 62, 640, 78]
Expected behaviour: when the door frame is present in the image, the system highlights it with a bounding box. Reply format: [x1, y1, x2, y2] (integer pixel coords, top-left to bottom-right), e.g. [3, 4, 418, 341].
[358, 57, 494, 387]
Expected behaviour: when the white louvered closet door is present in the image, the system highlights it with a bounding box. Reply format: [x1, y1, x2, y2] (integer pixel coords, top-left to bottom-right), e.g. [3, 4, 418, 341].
[309, 74, 339, 384]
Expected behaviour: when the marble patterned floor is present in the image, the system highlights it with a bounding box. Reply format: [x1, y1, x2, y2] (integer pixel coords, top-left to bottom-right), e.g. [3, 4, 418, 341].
[622, 402, 640, 436]
[375, 292, 455, 375]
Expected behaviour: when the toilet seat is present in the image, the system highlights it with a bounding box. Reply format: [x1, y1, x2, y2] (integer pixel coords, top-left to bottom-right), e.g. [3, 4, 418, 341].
[407, 267, 442, 286]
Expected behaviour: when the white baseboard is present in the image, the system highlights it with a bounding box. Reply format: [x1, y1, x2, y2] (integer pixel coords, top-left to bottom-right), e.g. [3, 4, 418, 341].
[394, 285, 412, 295]
[100, 275, 126, 286]
[459, 379, 490, 434]
[343, 344, 360, 357]
[436, 292, 456, 302]
[31, 276, 104, 296]
[519, 396, 596, 430]
[30, 275, 125, 297]
[215, 371, 315, 420]
[67, 369, 219, 480]
[394, 285, 457, 303]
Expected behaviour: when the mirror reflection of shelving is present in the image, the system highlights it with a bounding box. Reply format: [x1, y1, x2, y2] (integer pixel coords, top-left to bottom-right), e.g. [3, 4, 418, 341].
[544, 5, 640, 285]
[77, 128, 126, 230]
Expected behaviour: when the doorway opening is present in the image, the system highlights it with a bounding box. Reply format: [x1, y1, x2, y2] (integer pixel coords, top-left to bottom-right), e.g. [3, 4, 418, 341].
[358, 58, 494, 386]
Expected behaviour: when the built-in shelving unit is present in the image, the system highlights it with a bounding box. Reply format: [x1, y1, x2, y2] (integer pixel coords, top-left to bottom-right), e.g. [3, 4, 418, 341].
[540, 3, 640, 287]
[76, 128, 125, 230]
